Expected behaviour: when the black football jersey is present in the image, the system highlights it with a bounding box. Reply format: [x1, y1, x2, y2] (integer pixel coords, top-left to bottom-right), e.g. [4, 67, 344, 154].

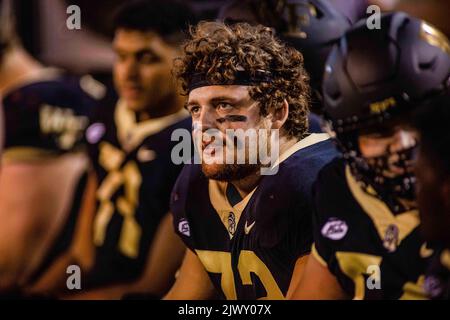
[312, 157, 436, 300]
[86, 100, 191, 287]
[424, 248, 450, 300]
[171, 134, 339, 300]
[1, 69, 106, 286]
[2, 69, 104, 161]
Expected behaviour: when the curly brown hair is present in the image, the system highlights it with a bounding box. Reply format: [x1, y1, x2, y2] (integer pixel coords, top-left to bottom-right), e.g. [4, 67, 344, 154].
[174, 21, 311, 139]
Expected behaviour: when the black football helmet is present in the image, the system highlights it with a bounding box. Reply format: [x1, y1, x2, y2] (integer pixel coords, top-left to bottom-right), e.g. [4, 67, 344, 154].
[323, 12, 450, 212]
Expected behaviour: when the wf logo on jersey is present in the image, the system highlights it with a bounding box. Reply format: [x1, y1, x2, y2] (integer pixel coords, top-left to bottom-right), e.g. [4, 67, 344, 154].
[40, 104, 88, 150]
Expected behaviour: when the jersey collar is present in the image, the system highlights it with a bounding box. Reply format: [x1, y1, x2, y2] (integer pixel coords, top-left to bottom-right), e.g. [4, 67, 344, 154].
[345, 165, 420, 247]
[115, 99, 189, 152]
[269, 133, 330, 170]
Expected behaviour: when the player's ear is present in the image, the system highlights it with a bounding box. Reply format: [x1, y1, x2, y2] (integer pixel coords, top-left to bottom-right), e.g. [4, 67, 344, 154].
[271, 99, 289, 130]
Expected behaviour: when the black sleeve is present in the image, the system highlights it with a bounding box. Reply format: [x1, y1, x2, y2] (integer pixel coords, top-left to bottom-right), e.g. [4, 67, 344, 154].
[287, 155, 339, 259]
[170, 164, 196, 253]
[290, 197, 314, 258]
[2, 78, 101, 161]
[256, 164, 316, 258]
[2, 87, 51, 157]
[311, 160, 346, 267]
[312, 177, 334, 267]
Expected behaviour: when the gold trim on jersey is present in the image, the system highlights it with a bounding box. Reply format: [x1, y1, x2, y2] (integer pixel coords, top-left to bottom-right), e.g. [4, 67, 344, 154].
[269, 133, 330, 170]
[114, 100, 189, 152]
[79, 75, 106, 100]
[311, 243, 328, 267]
[0, 67, 62, 97]
[399, 275, 427, 300]
[419, 242, 434, 259]
[441, 249, 450, 270]
[209, 180, 257, 239]
[208, 133, 330, 239]
[335, 251, 383, 300]
[345, 166, 420, 246]
[2, 146, 61, 164]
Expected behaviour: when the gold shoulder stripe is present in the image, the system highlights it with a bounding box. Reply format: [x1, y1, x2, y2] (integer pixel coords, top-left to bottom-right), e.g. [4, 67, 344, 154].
[345, 166, 419, 244]
[335, 251, 382, 300]
[270, 133, 330, 169]
[399, 276, 427, 300]
[441, 249, 450, 270]
[79, 75, 107, 100]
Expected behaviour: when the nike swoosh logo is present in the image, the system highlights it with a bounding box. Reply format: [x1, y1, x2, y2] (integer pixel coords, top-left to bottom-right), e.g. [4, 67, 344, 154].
[244, 221, 256, 235]
[420, 243, 434, 258]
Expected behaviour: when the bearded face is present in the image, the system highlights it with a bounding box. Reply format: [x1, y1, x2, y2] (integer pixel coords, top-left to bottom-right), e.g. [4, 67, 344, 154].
[187, 85, 279, 182]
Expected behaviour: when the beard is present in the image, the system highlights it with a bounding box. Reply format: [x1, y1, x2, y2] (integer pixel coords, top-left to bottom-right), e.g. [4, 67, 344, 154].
[197, 119, 276, 182]
[201, 162, 260, 182]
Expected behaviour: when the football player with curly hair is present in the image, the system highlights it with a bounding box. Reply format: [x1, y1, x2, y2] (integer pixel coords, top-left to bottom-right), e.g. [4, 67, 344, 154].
[165, 21, 338, 300]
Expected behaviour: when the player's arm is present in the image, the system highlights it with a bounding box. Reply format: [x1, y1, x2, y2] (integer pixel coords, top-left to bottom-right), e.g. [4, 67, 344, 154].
[127, 213, 186, 297]
[0, 101, 4, 157]
[0, 153, 89, 292]
[64, 213, 187, 300]
[164, 249, 217, 300]
[289, 245, 348, 300]
[24, 168, 98, 296]
[286, 254, 309, 299]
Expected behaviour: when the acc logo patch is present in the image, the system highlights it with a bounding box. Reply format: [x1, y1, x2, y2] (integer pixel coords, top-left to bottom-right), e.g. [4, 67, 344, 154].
[86, 122, 106, 144]
[178, 219, 190, 237]
[321, 218, 348, 240]
[424, 275, 444, 299]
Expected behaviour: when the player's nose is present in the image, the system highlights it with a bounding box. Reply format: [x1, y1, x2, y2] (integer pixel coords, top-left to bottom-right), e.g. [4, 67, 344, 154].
[197, 108, 217, 132]
[389, 130, 416, 153]
[122, 58, 140, 81]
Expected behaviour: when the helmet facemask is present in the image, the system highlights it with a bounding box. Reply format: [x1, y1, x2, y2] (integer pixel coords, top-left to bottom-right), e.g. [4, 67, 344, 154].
[330, 114, 419, 213]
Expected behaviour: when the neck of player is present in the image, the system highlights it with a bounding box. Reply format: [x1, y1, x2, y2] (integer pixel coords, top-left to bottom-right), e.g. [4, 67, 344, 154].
[136, 93, 185, 122]
[231, 136, 299, 199]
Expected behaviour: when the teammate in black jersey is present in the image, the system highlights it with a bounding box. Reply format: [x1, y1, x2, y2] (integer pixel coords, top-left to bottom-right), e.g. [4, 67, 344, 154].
[291, 12, 450, 300]
[0, 0, 105, 295]
[34, 0, 196, 299]
[165, 21, 338, 300]
[414, 93, 450, 299]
